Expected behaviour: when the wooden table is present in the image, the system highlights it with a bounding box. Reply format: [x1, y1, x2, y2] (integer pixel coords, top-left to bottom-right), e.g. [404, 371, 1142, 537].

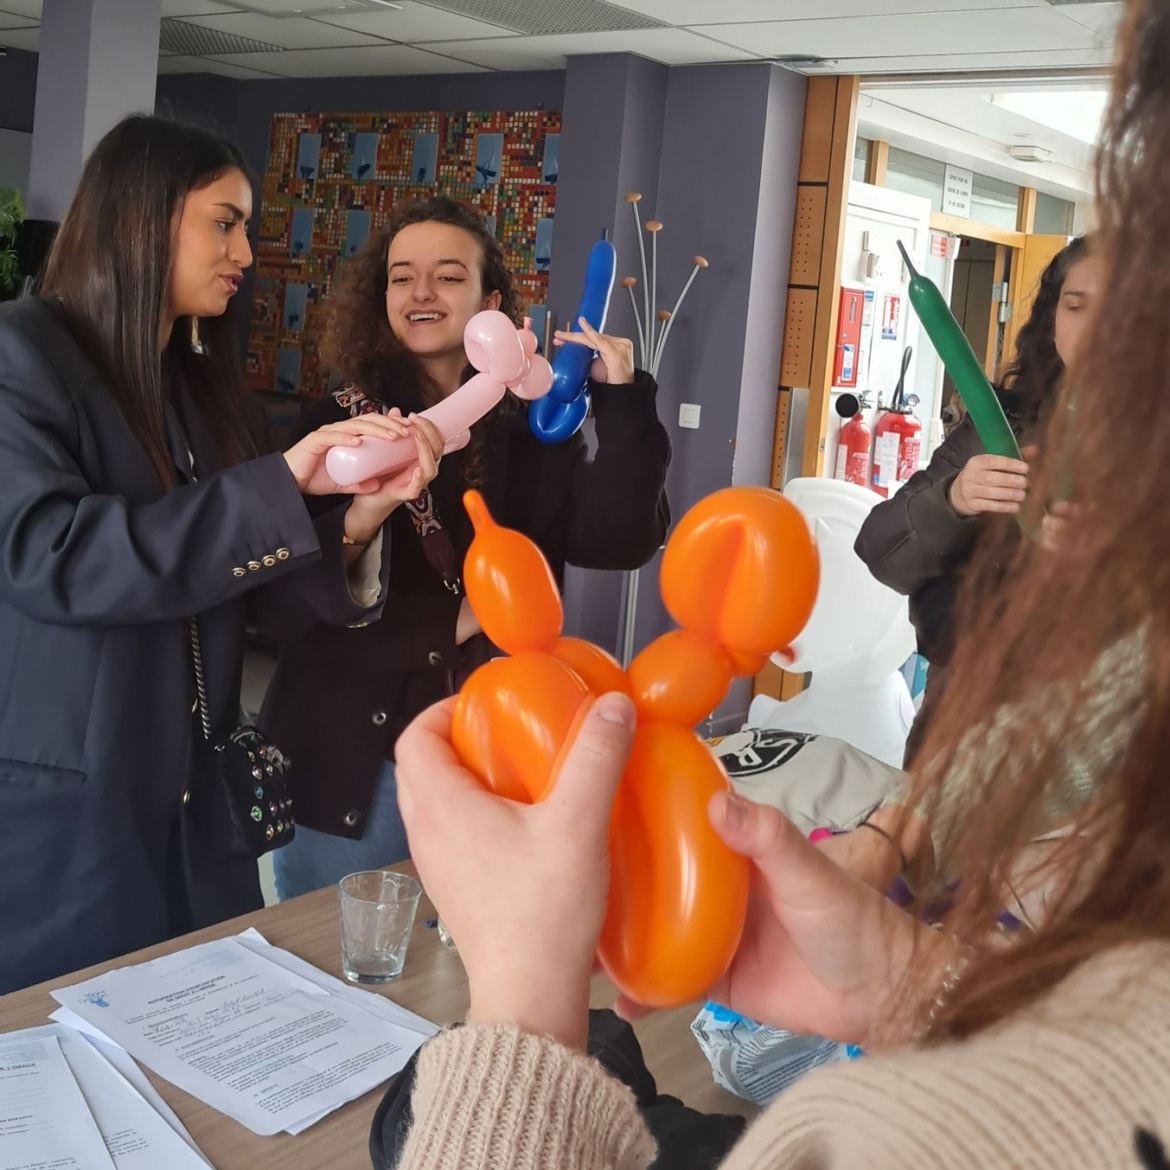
[0, 864, 754, 1168]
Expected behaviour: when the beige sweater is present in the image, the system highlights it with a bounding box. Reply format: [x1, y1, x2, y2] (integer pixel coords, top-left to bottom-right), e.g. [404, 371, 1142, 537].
[397, 944, 1170, 1170]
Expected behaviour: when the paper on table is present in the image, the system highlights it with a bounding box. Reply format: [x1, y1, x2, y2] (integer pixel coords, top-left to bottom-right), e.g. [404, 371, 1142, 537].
[9, 1025, 210, 1170]
[234, 928, 438, 1039]
[52, 936, 428, 1136]
[81, 1032, 212, 1166]
[0, 1031, 116, 1170]
[56, 1007, 330, 1140]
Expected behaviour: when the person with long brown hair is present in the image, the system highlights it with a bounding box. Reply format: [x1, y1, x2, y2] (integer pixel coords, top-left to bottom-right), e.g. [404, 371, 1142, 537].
[856, 236, 1101, 763]
[829, 237, 1103, 891]
[259, 195, 670, 901]
[376, 2, 1170, 1164]
[0, 114, 437, 993]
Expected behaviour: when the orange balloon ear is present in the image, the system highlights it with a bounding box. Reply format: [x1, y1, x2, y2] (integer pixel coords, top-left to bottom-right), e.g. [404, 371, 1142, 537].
[660, 486, 818, 656]
[451, 654, 591, 803]
[462, 490, 563, 654]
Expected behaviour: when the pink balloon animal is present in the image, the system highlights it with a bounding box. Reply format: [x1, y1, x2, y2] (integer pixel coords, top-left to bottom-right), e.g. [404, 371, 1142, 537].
[325, 310, 553, 486]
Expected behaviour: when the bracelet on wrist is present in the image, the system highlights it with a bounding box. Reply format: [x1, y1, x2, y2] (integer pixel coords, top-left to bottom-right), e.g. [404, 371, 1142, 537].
[342, 532, 374, 548]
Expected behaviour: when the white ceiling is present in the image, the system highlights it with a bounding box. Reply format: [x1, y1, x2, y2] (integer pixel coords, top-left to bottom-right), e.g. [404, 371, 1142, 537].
[0, 0, 1125, 80]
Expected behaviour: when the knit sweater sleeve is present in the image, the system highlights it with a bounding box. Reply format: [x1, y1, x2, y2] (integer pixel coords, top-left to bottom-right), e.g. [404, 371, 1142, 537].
[395, 1024, 657, 1170]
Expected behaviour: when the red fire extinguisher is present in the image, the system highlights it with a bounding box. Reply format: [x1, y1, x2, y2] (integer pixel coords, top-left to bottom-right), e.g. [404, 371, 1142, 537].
[834, 393, 871, 487]
[871, 347, 922, 499]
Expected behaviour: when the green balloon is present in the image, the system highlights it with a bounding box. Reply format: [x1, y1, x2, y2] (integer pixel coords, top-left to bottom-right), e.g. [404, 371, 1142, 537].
[897, 241, 1020, 460]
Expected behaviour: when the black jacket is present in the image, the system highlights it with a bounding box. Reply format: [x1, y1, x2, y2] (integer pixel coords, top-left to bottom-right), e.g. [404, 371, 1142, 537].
[0, 297, 388, 991]
[854, 394, 1037, 761]
[259, 373, 671, 838]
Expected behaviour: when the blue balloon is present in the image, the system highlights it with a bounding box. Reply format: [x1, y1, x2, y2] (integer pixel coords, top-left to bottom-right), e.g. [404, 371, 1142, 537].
[528, 387, 591, 445]
[530, 236, 616, 441]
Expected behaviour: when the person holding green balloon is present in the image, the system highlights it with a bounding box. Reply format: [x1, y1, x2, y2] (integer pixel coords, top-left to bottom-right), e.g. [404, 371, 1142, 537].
[850, 236, 1099, 835]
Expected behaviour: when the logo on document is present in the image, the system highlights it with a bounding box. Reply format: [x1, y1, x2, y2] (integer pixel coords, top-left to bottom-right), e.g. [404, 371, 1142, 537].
[81, 990, 110, 1008]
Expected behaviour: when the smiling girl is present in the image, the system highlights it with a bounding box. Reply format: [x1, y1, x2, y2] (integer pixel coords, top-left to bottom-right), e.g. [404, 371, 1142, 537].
[260, 195, 671, 898]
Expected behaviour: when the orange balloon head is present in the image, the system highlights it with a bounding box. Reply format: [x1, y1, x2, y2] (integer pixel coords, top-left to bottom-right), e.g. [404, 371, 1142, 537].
[449, 487, 818, 1007]
[660, 485, 818, 657]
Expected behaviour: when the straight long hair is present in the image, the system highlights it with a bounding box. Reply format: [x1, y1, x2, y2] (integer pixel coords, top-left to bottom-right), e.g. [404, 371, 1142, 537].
[39, 114, 262, 487]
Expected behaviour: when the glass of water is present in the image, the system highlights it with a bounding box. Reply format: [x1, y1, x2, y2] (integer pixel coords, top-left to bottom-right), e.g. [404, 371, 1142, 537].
[338, 870, 422, 984]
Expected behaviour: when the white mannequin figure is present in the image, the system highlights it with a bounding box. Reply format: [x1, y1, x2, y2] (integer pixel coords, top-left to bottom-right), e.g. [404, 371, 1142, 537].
[746, 478, 917, 768]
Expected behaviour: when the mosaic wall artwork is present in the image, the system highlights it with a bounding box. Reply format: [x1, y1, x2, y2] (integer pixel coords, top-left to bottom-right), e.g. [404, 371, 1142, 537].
[248, 109, 563, 398]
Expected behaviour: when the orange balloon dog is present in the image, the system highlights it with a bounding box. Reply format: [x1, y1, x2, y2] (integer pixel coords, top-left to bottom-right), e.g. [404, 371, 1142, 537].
[451, 486, 819, 1007]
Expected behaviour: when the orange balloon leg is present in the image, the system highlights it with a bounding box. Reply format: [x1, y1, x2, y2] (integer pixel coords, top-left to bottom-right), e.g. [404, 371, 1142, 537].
[451, 654, 590, 803]
[600, 723, 749, 1007]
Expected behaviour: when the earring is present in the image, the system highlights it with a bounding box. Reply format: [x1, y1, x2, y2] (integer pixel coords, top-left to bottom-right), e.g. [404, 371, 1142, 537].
[190, 316, 206, 356]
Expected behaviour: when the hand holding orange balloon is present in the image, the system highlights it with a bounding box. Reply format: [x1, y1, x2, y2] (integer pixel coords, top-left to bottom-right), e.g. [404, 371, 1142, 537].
[451, 485, 818, 1007]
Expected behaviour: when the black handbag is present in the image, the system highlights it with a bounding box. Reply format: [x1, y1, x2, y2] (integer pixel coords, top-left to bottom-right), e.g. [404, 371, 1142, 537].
[189, 618, 295, 859]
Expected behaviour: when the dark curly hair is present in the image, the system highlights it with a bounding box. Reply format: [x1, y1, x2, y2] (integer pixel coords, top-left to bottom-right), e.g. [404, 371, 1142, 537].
[997, 234, 1093, 423]
[326, 195, 525, 487]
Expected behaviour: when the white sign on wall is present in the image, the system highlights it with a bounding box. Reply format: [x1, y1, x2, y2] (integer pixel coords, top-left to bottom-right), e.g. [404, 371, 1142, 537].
[942, 164, 973, 218]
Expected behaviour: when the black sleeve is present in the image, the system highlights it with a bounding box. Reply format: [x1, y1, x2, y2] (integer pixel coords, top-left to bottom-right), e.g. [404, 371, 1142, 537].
[558, 370, 672, 570]
[853, 416, 983, 597]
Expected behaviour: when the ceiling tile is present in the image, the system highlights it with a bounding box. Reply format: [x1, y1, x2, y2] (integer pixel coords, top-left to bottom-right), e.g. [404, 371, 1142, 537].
[157, 51, 283, 75]
[1055, 1, 1124, 35]
[311, 1, 518, 42]
[0, 23, 36, 48]
[0, 11, 36, 28]
[183, 10, 385, 47]
[699, 6, 1098, 59]
[613, 0, 1035, 21]
[433, 26, 760, 69]
[0, 23, 35, 49]
[206, 41, 488, 75]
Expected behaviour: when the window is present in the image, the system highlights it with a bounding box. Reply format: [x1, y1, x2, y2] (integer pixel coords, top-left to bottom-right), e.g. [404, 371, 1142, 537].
[884, 147, 945, 212]
[853, 137, 871, 183]
[970, 173, 1020, 231]
[1034, 192, 1075, 236]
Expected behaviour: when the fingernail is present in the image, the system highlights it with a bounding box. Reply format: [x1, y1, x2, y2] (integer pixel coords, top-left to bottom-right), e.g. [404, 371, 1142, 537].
[722, 793, 747, 830]
[593, 692, 635, 727]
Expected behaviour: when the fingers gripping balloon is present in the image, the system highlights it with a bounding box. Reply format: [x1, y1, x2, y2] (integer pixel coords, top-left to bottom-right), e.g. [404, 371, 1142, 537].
[325, 311, 552, 486]
[529, 236, 617, 444]
[450, 487, 819, 1008]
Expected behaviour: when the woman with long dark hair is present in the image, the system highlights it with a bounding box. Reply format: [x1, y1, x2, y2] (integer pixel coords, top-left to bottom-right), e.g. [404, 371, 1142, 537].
[382, 3, 1170, 1164]
[827, 237, 1103, 889]
[259, 194, 670, 900]
[0, 114, 435, 992]
[856, 236, 1099, 745]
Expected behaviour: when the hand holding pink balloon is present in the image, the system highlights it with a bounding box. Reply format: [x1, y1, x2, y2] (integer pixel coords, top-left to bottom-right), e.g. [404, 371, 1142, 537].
[325, 311, 553, 487]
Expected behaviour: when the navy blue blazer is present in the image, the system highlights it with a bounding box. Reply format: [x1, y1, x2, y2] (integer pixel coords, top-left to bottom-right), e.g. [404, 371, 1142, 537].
[0, 297, 388, 991]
